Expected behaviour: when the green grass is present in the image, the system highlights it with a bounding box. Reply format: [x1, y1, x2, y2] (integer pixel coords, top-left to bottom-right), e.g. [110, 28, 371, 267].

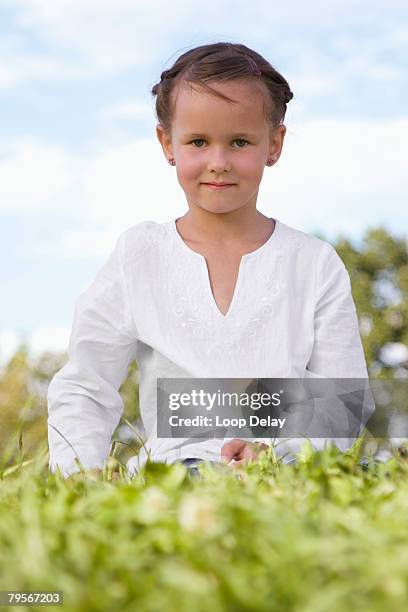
[1, 442, 408, 612]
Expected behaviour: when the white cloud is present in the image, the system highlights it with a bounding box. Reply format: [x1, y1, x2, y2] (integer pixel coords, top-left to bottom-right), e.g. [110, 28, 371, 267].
[259, 115, 408, 238]
[99, 99, 154, 121]
[37, 137, 186, 257]
[0, 0, 406, 90]
[29, 326, 70, 357]
[48, 228, 123, 260]
[0, 139, 74, 211]
[6, 0, 407, 33]
[81, 138, 182, 224]
[0, 32, 89, 89]
[289, 74, 340, 97]
[0, 0, 190, 85]
[390, 25, 408, 48]
[0, 53, 81, 90]
[338, 50, 403, 81]
[0, 326, 70, 367]
[0, 329, 20, 366]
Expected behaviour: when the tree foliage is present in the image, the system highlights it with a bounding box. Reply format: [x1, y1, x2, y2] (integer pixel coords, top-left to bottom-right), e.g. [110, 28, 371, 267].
[333, 227, 408, 379]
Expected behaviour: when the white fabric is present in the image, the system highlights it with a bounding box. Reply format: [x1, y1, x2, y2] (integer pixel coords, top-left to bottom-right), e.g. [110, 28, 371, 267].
[47, 218, 369, 477]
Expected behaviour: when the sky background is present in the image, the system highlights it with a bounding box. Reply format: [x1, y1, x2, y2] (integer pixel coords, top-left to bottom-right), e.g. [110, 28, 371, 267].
[1, 0, 407, 366]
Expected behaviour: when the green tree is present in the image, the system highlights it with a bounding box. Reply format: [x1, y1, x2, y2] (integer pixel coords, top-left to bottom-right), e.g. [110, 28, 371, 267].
[333, 227, 408, 379]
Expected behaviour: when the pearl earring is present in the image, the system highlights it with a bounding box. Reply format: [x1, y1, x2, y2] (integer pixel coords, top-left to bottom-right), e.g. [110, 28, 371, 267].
[266, 157, 276, 166]
[168, 158, 176, 166]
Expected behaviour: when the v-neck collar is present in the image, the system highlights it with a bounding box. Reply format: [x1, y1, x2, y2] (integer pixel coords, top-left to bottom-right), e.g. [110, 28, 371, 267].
[169, 217, 282, 319]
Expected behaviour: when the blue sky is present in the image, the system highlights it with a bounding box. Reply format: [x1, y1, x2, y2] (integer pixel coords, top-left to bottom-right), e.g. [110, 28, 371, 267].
[1, 0, 407, 366]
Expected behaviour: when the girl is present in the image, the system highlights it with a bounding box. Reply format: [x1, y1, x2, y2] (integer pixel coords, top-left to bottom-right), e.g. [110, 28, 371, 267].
[47, 42, 369, 479]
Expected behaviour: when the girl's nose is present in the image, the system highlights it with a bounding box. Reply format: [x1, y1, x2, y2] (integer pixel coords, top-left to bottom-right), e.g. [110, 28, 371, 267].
[207, 150, 231, 173]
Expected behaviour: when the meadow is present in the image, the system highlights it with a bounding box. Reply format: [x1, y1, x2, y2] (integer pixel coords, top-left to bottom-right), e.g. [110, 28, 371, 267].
[1, 440, 408, 612]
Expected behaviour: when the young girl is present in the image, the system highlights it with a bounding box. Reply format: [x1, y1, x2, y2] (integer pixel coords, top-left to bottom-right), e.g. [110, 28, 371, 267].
[47, 42, 369, 479]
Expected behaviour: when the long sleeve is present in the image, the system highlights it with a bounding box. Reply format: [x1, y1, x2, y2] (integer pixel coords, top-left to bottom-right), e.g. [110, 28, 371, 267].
[307, 242, 368, 378]
[301, 242, 374, 451]
[47, 231, 138, 478]
[225, 243, 373, 458]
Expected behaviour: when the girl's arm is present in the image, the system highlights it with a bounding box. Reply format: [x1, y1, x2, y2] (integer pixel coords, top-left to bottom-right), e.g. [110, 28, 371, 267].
[307, 242, 368, 378]
[47, 232, 138, 478]
[302, 241, 374, 449]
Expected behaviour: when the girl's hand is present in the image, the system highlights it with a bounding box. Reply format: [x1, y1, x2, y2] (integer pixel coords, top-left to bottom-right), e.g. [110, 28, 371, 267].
[220, 439, 269, 469]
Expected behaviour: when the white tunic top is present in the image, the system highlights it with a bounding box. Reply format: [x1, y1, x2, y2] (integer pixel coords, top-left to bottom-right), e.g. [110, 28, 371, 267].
[47, 218, 369, 477]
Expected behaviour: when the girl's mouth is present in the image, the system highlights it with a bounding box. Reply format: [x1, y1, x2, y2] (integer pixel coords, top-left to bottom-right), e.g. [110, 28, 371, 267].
[201, 183, 236, 190]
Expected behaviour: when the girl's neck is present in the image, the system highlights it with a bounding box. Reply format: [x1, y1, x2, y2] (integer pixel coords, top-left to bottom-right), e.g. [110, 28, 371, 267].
[176, 208, 275, 249]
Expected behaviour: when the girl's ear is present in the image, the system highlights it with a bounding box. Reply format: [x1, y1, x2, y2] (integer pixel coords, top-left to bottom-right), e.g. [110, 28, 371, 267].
[268, 125, 287, 160]
[156, 123, 174, 160]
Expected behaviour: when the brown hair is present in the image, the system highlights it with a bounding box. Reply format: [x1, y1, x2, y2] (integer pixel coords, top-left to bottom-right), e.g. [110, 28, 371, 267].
[151, 42, 294, 136]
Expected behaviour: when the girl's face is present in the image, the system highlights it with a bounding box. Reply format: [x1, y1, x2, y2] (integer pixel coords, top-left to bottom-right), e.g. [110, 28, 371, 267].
[156, 78, 286, 217]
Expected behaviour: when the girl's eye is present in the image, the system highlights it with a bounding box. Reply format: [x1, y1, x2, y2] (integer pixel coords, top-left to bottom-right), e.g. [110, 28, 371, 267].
[234, 139, 249, 148]
[189, 139, 249, 148]
[190, 139, 205, 147]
